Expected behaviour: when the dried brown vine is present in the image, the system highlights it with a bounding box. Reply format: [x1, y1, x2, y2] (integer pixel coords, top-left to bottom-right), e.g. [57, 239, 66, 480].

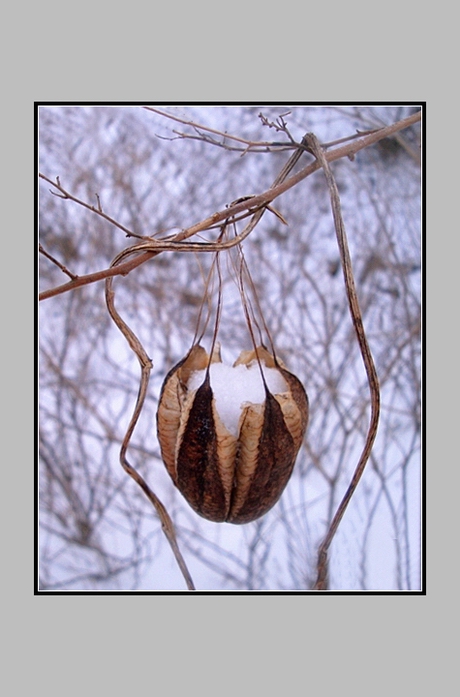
[305, 133, 381, 590]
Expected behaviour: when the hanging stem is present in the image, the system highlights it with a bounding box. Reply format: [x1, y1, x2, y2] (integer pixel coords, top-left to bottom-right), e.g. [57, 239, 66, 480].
[305, 133, 381, 591]
[206, 247, 224, 373]
[105, 255, 196, 591]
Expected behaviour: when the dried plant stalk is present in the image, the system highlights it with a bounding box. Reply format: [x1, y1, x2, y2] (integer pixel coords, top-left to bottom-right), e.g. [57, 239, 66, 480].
[305, 133, 381, 591]
[105, 266, 196, 591]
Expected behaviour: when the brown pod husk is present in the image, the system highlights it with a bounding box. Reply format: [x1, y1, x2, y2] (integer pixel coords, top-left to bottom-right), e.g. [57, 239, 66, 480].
[156, 344, 308, 524]
[156, 344, 220, 482]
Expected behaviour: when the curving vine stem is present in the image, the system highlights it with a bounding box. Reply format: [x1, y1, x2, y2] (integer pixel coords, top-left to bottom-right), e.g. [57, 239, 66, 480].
[105, 262, 196, 590]
[305, 133, 381, 591]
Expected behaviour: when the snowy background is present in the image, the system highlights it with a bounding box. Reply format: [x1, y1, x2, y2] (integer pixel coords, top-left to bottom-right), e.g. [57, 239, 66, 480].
[38, 105, 421, 591]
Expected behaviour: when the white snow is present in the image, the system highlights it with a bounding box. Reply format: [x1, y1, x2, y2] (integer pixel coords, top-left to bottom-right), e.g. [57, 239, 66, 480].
[187, 361, 288, 436]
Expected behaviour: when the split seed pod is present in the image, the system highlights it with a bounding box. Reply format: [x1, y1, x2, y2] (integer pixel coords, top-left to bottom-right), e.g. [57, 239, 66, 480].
[156, 345, 308, 524]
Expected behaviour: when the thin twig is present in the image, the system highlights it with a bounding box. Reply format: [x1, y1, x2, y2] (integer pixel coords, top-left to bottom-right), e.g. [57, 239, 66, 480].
[305, 133, 381, 591]
[39, 174, 146, 240]
[39, 244, 78, 280]
[144, 106, 288, 149]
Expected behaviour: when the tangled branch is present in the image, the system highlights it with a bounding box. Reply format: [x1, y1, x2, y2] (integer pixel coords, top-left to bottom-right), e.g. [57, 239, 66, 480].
[39, 110, 421, 302]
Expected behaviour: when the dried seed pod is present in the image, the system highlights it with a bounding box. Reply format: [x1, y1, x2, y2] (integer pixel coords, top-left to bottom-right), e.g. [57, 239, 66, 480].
[156, 345, 308, 524]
